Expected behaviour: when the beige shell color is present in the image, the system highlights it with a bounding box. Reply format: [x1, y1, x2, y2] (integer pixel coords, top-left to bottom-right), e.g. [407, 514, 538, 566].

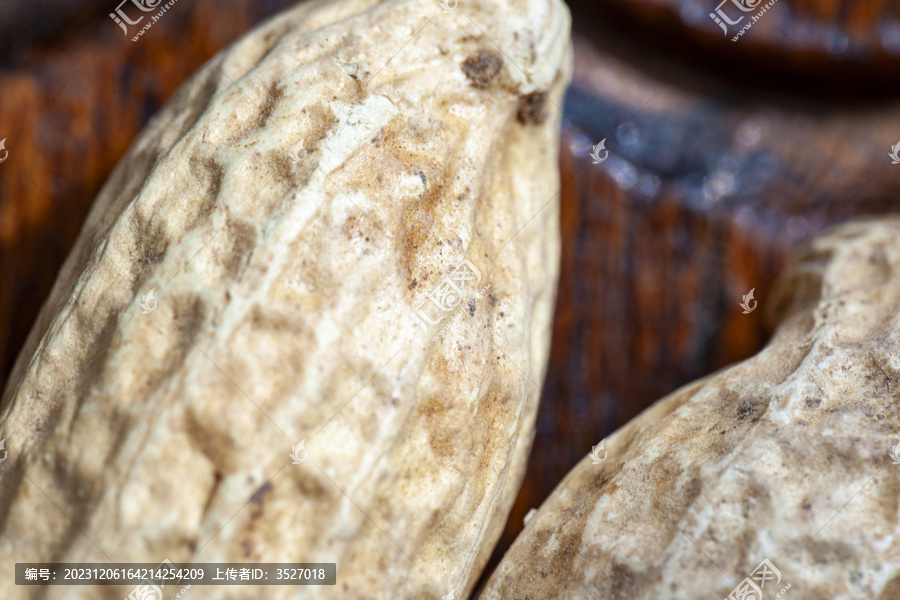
[0, 0, 572, 598]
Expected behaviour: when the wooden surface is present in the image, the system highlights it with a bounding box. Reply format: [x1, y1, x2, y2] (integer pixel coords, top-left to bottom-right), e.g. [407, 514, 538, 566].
[1, 0, 900, 595]
[568, 0, 900, 92]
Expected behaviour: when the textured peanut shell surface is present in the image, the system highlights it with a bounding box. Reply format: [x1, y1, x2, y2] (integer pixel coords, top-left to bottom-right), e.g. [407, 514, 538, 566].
[484, 219, 900, 599]
[0, 0, 571, 597]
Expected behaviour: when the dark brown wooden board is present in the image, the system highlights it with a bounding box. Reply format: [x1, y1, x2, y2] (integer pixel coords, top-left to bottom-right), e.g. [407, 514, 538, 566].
[568, 0, 900, 92]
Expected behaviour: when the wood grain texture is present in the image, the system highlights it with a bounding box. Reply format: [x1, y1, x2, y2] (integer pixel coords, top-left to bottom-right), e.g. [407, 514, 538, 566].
[0, 0, 110, 57]
[567, 0, 900, 92]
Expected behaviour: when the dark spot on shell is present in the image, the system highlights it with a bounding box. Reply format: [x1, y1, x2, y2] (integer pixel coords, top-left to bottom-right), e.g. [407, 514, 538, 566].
[409, 279, 418, 289]
[222, 219, 256, 279]
[805, 396, 822, 408]
[296, 471, 331, 500]
[736, 397, 766, 422]
[489, 294, 497, 306]
[517, 91, 548, 124]
[250, 481, 272, 504]
[462, 51, 503, 88]
[257, 80, 285, 129]
[469, 299, 476, 316]
[418, 170, 427, 186]
[169, 293, 208, 349]
[248, 503, 263, 525]
[265, 147, 294, 183]
[200, 471, 223, 521]
[130, 210, 170, 274]
[608, 562, 638, 596]
[187, 154, 224, 225]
